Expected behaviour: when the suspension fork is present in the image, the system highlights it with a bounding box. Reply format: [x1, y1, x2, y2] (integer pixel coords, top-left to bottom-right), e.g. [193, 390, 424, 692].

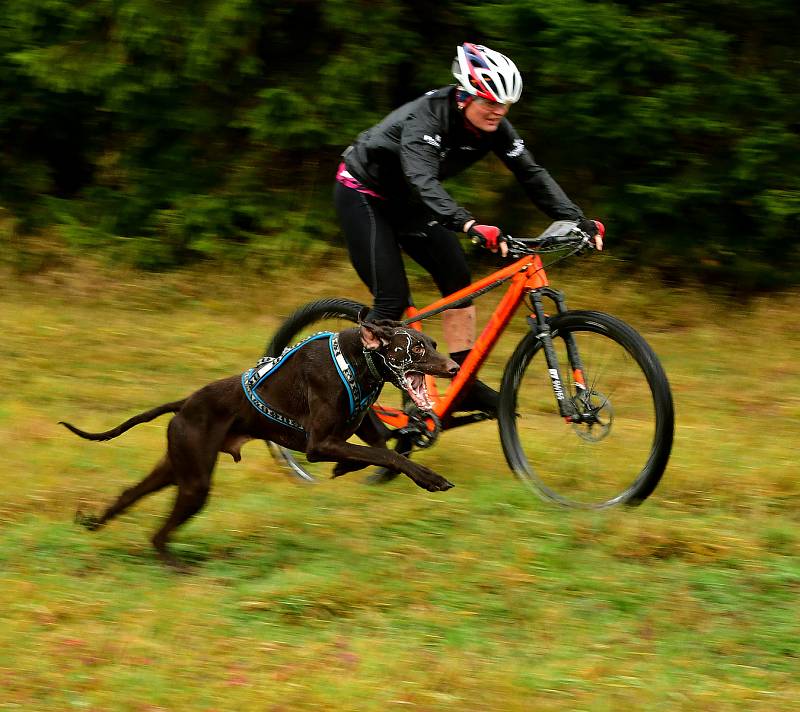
[527, 288, 587, 420]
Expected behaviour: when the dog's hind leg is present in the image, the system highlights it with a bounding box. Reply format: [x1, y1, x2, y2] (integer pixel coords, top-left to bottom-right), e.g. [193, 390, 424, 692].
[151, 481, 212, 569]
[149, 413, 229, 568]
[76, 456, 174, 531]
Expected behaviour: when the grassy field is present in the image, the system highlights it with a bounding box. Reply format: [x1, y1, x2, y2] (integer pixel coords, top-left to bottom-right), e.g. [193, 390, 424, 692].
[1, 252, 799, 711]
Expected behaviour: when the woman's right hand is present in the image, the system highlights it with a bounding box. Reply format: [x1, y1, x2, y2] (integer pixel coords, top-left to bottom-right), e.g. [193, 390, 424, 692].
[466, 222, 508, 257]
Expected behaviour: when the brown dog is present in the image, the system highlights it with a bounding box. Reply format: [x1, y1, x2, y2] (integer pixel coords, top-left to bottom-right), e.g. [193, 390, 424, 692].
[61, 317, 458, 567]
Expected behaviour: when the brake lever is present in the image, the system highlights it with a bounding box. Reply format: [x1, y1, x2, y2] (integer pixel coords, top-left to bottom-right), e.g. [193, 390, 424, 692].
[572, 232, 595, 256]
[503, 235, 529, 258]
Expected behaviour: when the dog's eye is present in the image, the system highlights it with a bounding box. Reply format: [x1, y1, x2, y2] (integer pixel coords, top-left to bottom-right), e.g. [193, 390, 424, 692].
[411, 344, 425, 356]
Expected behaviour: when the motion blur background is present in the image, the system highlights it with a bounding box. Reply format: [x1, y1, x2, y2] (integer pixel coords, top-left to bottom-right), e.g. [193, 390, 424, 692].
[1, 0, 798, 288]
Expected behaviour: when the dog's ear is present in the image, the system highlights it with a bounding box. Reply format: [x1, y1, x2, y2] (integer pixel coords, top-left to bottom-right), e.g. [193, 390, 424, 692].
[360, 322, 392, 350]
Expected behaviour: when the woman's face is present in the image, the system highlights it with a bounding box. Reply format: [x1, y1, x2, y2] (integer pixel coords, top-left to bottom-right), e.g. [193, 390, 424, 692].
[464, 97, 510, 132]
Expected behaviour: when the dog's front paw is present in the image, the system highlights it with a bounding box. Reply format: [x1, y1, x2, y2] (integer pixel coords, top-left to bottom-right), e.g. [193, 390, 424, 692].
[407, 464, 454, 492]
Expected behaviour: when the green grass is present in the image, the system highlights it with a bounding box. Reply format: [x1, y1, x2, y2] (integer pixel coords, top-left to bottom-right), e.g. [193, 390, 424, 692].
[1, 253, 799, 710]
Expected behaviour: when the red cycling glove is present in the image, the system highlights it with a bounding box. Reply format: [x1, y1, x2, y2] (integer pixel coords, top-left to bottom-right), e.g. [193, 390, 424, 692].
[577, 218, 605, 250]
[577, 218, 605, 238]
[467, 224, 505, 251]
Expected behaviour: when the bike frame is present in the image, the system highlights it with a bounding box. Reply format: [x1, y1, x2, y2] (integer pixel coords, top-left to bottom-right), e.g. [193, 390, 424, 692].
[372, 251, 583, 432]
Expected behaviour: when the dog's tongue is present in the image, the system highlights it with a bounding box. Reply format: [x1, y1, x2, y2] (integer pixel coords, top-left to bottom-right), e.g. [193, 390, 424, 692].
[404, 372, 433, 410]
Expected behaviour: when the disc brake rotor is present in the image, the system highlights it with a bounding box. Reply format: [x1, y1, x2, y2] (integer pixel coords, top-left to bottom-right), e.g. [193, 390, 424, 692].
[571, 390, 613, 442]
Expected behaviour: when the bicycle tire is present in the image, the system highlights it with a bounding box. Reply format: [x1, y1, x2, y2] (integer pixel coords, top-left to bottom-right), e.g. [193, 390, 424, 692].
[266, 298, 365, 359]
[498, 310, 674, 508]
[264, 298, 366, 482]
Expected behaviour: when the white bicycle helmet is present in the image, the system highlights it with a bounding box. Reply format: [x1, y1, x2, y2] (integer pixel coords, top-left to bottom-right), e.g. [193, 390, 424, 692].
[452, 42, 522, 104]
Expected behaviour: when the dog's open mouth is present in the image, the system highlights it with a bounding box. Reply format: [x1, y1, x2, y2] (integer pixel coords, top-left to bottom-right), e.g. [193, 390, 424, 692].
[402, 371, 433, 411]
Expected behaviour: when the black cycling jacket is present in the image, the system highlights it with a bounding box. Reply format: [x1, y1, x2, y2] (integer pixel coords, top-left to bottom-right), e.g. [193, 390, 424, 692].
[342, 86, 584, 232]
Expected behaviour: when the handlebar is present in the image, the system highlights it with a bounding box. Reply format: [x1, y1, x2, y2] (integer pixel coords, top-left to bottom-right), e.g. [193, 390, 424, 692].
[471, 220, 598, 258]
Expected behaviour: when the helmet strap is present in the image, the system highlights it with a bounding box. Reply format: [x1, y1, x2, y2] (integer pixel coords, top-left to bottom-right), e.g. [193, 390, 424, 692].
[454, 86, 481, 135]
[455, 87, 473, 110]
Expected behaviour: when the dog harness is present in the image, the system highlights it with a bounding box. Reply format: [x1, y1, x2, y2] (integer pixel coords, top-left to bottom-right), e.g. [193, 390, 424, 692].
[241, 332, 381, 433]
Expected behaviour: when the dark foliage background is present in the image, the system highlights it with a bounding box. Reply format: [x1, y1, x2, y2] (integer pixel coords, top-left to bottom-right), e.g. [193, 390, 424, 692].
[1, 0, 798, 288]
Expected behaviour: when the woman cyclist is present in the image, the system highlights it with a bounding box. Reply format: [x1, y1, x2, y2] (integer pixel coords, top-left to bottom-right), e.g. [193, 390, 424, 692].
[334, 42, 604, 416]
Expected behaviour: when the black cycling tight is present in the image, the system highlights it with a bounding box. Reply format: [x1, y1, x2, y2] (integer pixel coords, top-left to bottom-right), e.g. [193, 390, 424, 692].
[334, 182, 472, 321]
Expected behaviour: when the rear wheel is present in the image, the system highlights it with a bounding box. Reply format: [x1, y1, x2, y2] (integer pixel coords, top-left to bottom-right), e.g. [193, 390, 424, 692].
[498, 310, 673, 508]
[267, 298, 415, 482]
[265, 299, 365, 482]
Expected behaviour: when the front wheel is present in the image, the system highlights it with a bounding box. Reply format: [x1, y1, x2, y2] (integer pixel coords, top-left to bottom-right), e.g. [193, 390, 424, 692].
[498, 310, 674, 508]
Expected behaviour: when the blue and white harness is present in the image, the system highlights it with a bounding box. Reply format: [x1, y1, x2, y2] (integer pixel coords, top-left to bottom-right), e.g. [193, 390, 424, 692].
[241, 332, 381, 434]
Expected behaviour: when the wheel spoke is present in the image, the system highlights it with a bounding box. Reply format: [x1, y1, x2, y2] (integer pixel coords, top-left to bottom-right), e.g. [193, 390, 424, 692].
[265, 300, 368, 482]
[499, 311, 673, 508]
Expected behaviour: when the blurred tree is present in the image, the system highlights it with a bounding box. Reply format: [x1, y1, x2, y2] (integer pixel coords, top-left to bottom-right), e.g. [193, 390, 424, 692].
[468, 0, 800, 288]
[0, 0, 797, 286]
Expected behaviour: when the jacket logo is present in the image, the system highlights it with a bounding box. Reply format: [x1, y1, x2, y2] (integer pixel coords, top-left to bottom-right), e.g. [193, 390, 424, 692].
[506, 138, 525, 158]
[423, 134, 442, 149]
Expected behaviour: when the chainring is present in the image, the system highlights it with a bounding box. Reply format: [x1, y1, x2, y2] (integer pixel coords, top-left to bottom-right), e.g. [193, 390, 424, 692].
[403, 407, 442, 449]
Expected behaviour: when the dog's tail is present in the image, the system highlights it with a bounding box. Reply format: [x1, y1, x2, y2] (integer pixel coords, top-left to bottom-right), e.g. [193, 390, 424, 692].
[59, 400, 186, 442]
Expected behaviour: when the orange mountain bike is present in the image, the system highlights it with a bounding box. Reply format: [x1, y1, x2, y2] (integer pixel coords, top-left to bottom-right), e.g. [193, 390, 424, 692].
[265, 221, 674, 509]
